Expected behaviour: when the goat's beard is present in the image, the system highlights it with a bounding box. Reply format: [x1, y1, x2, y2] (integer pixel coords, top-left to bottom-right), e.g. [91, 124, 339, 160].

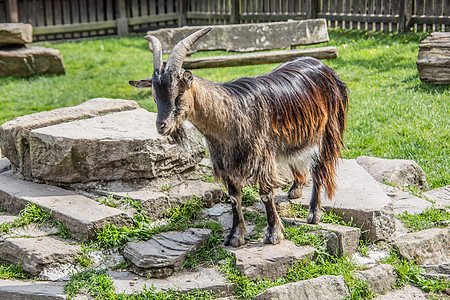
[170, 124, 191, 154]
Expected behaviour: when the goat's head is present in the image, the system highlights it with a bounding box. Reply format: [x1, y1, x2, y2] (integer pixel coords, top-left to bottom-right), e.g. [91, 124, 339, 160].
[129, 27, 211, 136]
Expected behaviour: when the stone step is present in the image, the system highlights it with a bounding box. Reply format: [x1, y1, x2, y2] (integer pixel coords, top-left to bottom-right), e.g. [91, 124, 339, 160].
[0, 279, 66, 299]
[372, 284, 428, 300]
[0, 171, 132, 239]
[287, 159, 396, 242]
[424, 185, 450, 209]
[354, 264, 397, 294]
[0, 237, 80, 279]
[28, 109, 205, 183]
[110, 268, 234, 297]
[123, 228, 212, 278]
[380, 184, 432, 215]
[0, 98, 140, 180]
[226, 240, 315, 281]
[0, 23, 33, 46]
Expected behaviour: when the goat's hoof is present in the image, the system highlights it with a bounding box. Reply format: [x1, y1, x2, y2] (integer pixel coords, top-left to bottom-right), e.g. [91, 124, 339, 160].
[306, 209, 321, 224]
[263, 225, 284, 245]
[224, 227, 245, 247]
[287, 186, 303, 199]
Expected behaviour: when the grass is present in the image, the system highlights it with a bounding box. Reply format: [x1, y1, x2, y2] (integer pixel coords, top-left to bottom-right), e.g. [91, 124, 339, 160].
[0, 29, 448, 189]
[288, 203, 355, 227]
[0, 262, 28, 280]
[396, 206, 450, 232]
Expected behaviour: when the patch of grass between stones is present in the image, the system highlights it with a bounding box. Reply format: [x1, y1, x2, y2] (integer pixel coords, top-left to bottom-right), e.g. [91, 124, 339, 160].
[0, 262, 29, 279]
[396, 206, 450, 232]
[288, 203, 356, 227]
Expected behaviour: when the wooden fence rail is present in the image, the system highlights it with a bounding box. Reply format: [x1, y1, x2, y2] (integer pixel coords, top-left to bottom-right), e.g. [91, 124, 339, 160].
[1, 0, 449, 41]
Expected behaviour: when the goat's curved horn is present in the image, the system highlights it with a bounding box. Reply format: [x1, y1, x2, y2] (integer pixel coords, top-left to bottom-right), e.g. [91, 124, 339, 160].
[145, 35, 163, 73]
[166, 27, 212, 71]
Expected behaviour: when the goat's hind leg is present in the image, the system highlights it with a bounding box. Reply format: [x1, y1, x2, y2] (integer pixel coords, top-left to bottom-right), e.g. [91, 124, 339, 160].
[224, 181, 246, 247]
[287, 168, 307, 199]
[260, 185, 284, 245]
[307, 173, 322, 224]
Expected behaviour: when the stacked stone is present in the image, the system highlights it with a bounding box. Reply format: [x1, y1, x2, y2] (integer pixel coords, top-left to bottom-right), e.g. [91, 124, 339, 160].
[417, 32, 450, 85]
[0, 23, 65, 77]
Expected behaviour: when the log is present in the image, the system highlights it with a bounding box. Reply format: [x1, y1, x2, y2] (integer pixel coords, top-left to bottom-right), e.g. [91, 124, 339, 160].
[417, 32, 450, 85]
[177, 47, 338, 69]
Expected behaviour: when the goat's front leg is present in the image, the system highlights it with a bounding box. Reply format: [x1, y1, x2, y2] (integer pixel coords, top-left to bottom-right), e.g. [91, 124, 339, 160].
[260, 185, 284, 245]
[224, 181, 246, 247]
[287, 168, 307, 199]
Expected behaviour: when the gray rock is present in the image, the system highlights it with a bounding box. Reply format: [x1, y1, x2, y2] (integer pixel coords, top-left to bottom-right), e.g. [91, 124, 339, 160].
[147, 19, 329, 54]
[0, 171, 131, 239]
[417, 32, 450, 85]
[424, 185, 450, 209]
[0, 46, 64, 77]
[0, 23, 33, 46]
[380, 184, 432, 215]
[422, 263, 450, 279]
[0, 98, 139, 179]
[356, 156, 428, 190]
[0, 279, 66, 299]
[110, 268, 234, 297]
[4, 223, 59, 239]
[283, 218, 361, 257]
[29, 109, 205, 183]
[372, 284, 428, 300]
[0, 237, 80, 277]
[123, 228, 212, 278]
[355, 264, 397, 294]
[290, 159, 396, 242]
[168, 180, 223, 208]
[253, 275, 350, 300]
[227, 240, 315, 281]
[391, 227, 450, 265]
[0, 214, 17, 224]
[0, 157, 11, 174]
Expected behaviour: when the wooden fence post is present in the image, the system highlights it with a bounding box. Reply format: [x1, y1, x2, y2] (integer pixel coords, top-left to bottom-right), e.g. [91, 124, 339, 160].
[399, 0, 413, 32]
[230, 0, 240, 24]
[178, 0, 187, 27]
[7, 0, 19, 23]
[116, 0, 128, 35]
[306, 0, 318, 19]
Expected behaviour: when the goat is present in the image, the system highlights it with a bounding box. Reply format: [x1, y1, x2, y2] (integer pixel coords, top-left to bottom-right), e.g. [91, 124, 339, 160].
[129, 27, 348, 247]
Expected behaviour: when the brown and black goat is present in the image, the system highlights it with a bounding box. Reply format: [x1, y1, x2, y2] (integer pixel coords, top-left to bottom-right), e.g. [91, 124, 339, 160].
[129, 27, 348, 247]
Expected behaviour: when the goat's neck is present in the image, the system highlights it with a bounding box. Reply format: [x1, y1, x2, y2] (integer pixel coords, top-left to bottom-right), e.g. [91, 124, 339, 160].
[187, 77, 232, 137]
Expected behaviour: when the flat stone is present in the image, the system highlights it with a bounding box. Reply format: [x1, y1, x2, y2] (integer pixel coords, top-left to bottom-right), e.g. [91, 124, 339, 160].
[356, 156, 428, 190]
[29, 109, 205, 183]
[0, 279, 66, 299]
[422, 263, 450, 279]
[351, 247, 391, 268]
[289, 159, 395, 242]
[283, 218, 360, 257]
[227, 240, 315, 281]
[123, 228, 211, 278]
[0, 46, 65, 77]
[355, 264, 397, 294]
[253, 275, 350, 300]
[372, 284, 427, 300]
[0, 157, 11, 174]
[391, 227, 450, 265]
[0, 214, 17, 224]
[0, 23, 33, 46]
[168, 180, 223, 208]
[0, 237, 80, 277]
[417, 32, 450, 85]
[424, 185, 450, 209]
[380, 184, 432, 215]
[0, 171, 131, 239]
[0, 98, 139, 179]
[110, 268, 234, 296]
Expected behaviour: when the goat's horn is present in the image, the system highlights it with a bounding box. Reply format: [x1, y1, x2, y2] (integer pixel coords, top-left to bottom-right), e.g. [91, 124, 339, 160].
[166, 27, 212, 71]
[145, 35, 163, 73]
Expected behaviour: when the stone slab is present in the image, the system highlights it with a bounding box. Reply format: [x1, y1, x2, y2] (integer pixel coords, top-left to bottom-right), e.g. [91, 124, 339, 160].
[29, 109, 205, 183]
[0, 157, 11, 174]
[123, 228, 211, 278]
[356, 156, 428, 190]
[422, 263, 450, 279]
[0, 23, 33, 46]
[253, 275, 350, 300]
[355, 264, 397, 294]
[289, 159, 396, 242]
[147, 19, 329, 54]
[168, 180, 223, 208]
[0, 171, 131, 239]
[391, 227, 450, 265]
[226, 240, 315, 281]
[424, 185, 450, 209]
[380, 184, 432, 215]
[110, 268, 234, 296]
[0, 98, 139, 179]
[372, 284, 428, 300]
[0, 237, 80, 277]
[283, 218, 360, 257]
[417, 32, 450, 85]
[0, 46, 65, 77]
[0, 279, 66, 299]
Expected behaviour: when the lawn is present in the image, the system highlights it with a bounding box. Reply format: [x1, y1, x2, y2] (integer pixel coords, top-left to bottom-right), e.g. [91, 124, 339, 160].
[0, 29, 448, 188]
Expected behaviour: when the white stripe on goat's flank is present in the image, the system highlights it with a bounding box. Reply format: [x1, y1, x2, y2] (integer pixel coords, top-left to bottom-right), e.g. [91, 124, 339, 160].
[277, 145, 320, 174]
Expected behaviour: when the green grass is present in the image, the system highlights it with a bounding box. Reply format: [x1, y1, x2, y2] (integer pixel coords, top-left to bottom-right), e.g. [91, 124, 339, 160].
[396, 206, 450, 232]
[288, 203, 355, 227]
[0, 262, 28, 279]
[0, 29, 448, 188]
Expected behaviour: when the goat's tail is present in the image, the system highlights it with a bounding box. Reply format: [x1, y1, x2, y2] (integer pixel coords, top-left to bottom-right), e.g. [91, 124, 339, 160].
[313, 69, 348, 199]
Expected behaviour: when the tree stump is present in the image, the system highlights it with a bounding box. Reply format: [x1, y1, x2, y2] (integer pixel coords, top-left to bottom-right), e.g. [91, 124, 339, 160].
[416, 32, 450, 85]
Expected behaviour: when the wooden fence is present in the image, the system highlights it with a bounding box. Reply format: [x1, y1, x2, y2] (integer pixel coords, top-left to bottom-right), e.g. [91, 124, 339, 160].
[1, 0, 449, 41]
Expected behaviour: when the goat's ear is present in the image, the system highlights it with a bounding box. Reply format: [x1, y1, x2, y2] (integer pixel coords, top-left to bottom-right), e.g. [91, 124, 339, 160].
[181, 70, 194, 88]
[129, 77, 152, 89]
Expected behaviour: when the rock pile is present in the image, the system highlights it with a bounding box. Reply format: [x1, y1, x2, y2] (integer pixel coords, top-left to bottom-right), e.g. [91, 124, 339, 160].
[0, 23, 65, 77]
